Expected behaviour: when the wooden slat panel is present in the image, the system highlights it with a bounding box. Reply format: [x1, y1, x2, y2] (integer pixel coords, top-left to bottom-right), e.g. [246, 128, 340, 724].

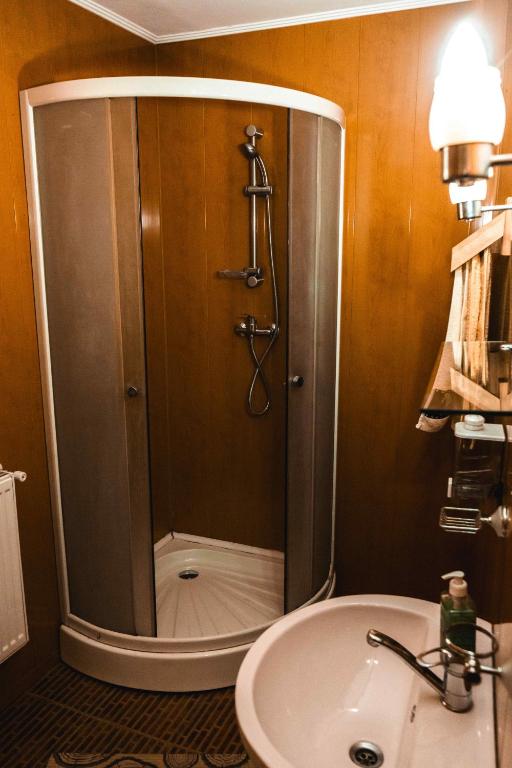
[157, 98, 210, 538]
[336, 9, 425, 595]
[137, 98, 172, 543]
[388, 2, 475, 602]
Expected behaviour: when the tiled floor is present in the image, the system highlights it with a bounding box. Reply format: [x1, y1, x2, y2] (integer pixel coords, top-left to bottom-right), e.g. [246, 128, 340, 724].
[0, 663, 243, 768]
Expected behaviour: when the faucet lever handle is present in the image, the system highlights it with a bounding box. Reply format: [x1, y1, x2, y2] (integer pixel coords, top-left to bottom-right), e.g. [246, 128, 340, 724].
[444, 623, 501, 680]
[416, 646, 451, 670]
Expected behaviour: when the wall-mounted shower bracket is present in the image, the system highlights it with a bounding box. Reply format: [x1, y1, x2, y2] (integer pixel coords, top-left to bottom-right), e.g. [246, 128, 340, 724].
[244, 184, 273, 197]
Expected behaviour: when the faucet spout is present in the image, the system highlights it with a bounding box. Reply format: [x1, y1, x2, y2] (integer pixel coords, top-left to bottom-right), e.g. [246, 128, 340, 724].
[367, 629, 445, 697]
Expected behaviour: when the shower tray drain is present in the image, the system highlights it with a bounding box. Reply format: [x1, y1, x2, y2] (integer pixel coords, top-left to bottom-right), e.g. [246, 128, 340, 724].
[349, 741, 384, 767]
[178, 569, 199, 580]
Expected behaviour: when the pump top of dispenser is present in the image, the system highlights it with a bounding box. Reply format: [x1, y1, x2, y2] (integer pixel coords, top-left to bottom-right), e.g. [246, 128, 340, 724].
[454, 415, 506, 442]
[442, 570, 468, 598]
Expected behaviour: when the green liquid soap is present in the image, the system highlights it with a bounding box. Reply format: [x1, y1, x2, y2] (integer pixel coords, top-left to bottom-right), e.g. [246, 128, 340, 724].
[440, 571, 476, 653]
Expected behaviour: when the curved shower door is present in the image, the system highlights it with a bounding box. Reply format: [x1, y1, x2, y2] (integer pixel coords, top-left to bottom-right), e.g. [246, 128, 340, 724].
[33, 98, 155, 636]
[286, 111, 342, 611]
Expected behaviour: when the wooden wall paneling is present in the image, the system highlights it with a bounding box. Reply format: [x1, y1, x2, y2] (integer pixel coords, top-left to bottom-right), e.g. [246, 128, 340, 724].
[390, 3, 474, 604]
[156, 98, 210, 540]
[336, 10, 425, 596]
[155, 36, 297, 550]
[201, 97, 280, 549]
[137, 98, 172, 543]
[0, 0, 153, 712]
[199, 21, 260, 526]
[201, 26, 306, 90]
[156, 40, 204, 78]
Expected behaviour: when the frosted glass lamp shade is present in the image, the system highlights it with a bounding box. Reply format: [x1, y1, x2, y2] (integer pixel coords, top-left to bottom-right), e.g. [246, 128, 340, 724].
[429, 23, 506, 150]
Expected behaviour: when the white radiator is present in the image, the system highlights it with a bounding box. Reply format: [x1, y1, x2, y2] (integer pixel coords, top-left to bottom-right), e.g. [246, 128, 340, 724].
[0, 469, 28, 663]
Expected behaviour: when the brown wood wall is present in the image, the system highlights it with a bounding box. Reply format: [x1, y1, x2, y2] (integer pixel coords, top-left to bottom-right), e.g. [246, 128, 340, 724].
[156, 0, 512, 607]
[138, 99, 288, 550]
[0, 0, 153, 711]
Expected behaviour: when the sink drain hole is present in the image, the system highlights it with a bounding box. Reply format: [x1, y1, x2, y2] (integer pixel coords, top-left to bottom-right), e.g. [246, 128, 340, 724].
[349, 741, 384, 767]
[178, 569, 199, 580]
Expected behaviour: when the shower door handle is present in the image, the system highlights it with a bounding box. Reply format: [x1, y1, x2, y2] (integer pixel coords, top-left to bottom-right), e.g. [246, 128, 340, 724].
[290, 376, 304, 388]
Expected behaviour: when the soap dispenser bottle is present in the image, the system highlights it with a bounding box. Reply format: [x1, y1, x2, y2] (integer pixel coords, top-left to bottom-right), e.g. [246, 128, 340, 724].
[440, 571, 476, 652]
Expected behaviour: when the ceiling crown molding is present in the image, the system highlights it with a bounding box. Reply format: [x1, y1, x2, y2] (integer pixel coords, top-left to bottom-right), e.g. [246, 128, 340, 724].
[68, 0, 159, 42]
[68, 0, 469, 45]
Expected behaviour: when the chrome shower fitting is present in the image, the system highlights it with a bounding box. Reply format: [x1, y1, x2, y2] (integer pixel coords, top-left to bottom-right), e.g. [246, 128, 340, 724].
[223, 126, 280, 417]
[440, 505, 511, 537]
[235, 315, 278, 417]
[217, 125, 273, 289]
[235, 314, 276, 339]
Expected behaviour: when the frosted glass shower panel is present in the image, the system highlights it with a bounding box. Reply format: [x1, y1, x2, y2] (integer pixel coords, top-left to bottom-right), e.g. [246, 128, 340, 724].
[286, 112, 341, 611]
[34, 99, 155, 636]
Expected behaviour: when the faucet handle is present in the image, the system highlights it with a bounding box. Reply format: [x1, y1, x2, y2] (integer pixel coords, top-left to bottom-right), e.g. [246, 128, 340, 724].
[444, 623, 502, 679]
[416, 646, 451, 670]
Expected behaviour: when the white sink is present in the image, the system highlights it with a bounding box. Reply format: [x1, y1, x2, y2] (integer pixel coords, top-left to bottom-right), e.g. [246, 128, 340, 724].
[235, 595, 495, 768]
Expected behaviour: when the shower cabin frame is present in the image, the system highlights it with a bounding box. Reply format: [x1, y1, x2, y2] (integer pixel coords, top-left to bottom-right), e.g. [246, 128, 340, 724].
[20, 76, 345, 691]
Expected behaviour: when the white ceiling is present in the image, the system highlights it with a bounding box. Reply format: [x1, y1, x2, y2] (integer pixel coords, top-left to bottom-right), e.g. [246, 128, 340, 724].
[68, 0, 469, 44]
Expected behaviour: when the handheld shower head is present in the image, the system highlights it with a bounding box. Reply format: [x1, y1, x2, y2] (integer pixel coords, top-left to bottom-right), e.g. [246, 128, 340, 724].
[241, 142, 269, 187]
[241, 142, 259, 159]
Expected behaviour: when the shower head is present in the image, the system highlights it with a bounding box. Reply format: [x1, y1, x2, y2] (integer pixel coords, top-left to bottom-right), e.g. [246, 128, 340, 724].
[241, 142, 259, 160]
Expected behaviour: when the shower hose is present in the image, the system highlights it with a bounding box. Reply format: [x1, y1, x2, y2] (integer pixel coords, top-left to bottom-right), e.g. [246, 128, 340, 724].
[246, 195, 280, 417]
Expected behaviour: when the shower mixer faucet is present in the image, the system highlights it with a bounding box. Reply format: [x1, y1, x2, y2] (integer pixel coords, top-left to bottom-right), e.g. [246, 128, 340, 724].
[235, 315, 276, 338]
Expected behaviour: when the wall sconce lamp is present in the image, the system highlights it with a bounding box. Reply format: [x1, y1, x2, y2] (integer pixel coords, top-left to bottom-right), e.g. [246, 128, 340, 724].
[430, 22, 511, 220]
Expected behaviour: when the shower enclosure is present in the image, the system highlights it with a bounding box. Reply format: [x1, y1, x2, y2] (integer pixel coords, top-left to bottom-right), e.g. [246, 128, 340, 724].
[20, 77, 344, 691]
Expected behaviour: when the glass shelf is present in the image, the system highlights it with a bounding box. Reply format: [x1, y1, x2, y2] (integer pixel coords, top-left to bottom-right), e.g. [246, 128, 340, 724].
[420, 341, 512, 417]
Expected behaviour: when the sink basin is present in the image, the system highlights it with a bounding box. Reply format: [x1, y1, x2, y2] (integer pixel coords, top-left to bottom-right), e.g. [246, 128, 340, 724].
[235, 595, 495, 768]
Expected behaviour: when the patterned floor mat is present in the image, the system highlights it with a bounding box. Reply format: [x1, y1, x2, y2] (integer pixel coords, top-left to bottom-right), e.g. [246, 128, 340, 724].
[48, 756, 254, 768]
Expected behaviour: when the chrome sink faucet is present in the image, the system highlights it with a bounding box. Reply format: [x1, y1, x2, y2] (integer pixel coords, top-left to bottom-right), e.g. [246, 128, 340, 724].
[366, 625, 501, 713]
